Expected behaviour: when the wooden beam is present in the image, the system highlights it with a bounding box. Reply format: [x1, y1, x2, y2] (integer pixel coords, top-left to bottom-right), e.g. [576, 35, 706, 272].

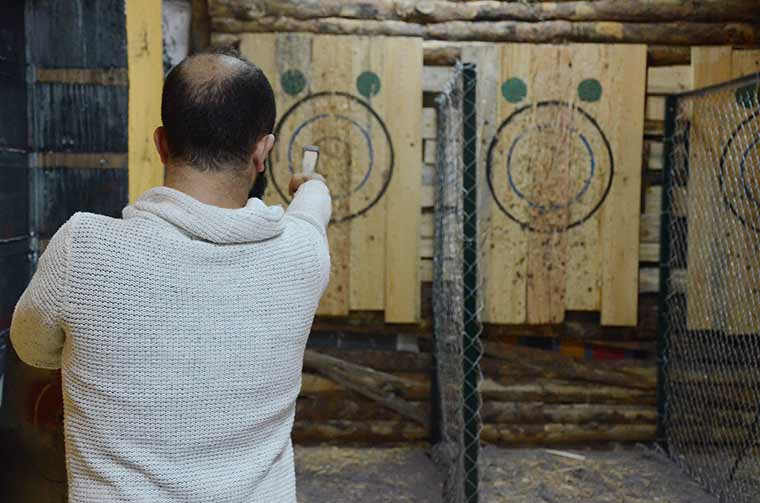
[482, 422, 655, 445]
[302, 350, 430, 427]
[34, 68, 128, 86]
[482, 342, 656, 390]
[190, 0, 211, 53]
[481, 402, 656, 425]
[422, 108, 437, 139]
[126, 0, 164, 202]
[422, 65, 454, 92]
[647, 65, 691, 94]
[210, 1, 760, 24]
[293, 419, 428, 444]
[32, 153, 128, 169]
[212, 16, 760, 45]
[639, 267, 686, 293]
[300, 372, 430, 400]
[481, 378, 656, 405]
[646, 45, 691, 67]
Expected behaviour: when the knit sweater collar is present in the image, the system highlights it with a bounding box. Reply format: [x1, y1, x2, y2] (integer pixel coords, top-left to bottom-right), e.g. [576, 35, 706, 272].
[123, 186, 285, 244]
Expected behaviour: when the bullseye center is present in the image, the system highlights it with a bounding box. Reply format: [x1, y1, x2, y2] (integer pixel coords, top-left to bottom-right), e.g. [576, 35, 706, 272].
[507, 125, 595, 211]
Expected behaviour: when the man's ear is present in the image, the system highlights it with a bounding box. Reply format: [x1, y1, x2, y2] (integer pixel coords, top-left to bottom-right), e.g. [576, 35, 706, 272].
[153, 127, 170, 165]
[252, 134, 275, 173]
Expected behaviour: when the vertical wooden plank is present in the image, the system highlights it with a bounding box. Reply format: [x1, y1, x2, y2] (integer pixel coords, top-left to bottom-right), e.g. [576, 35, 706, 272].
[127, 0, 163, 202]
[309, 35, 353, 316]
[599, 44, 646, 326]
[462, 45, 504, 323]
[384, 36, 422, 323]
[564, 44, 604, 312]
[524, 45, 573, 324]
[692, 46, 733, 88]
[477, 44, 532, 324]
[350, 38, 386, 312]
[239, 33, 276, 86]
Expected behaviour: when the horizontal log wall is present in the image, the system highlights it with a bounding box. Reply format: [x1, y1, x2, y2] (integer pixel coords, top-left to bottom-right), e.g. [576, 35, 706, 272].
[210, 0, 760, 46]
[203, 0, 760, 447]
[296, 346, 658, 445]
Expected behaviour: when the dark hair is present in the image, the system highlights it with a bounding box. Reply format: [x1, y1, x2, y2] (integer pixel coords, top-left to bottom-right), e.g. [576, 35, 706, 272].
[160, 50, 276, 172]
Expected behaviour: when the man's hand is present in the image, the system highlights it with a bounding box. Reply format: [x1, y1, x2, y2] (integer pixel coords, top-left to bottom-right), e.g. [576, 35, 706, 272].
[289, 172, 326, 197]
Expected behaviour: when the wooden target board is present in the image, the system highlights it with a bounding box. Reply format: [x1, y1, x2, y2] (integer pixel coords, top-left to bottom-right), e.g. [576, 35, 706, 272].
[241, 34, 422, 322]
[686, 47, 760, 334]
[464, 44, 646, 326]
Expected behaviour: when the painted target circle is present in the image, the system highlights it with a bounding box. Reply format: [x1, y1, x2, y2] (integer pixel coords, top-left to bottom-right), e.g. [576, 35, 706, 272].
[719, 109, 760, 233]
[486, 100, 614, 233]
[268, 91, 393, 223]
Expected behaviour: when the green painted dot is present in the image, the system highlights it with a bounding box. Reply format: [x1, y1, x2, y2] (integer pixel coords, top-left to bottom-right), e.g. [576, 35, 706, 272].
[501, 78, 527, 103]
[356, 71, 381, 98]
[736, 83, 759, 108]
[578, 78, 602, 102]
[281, 69, 306, 96]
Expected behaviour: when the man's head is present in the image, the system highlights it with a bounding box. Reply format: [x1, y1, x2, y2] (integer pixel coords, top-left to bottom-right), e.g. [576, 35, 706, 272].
[154, 51, 276, 194]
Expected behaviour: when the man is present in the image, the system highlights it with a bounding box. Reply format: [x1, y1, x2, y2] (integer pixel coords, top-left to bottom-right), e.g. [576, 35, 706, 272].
[11, 51, 331, 502]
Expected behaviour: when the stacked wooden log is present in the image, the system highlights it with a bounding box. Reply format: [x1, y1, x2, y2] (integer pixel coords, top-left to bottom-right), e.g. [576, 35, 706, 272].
[209, 0, 760, 64]
[295, 345, 657, 446]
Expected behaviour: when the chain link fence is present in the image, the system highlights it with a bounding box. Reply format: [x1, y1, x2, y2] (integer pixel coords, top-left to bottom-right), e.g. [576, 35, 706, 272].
[659, 73, 760, 503]
[432, 62, 483, 503]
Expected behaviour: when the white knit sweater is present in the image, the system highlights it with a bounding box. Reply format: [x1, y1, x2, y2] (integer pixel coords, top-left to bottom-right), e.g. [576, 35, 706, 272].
[11, 181, 332, 502]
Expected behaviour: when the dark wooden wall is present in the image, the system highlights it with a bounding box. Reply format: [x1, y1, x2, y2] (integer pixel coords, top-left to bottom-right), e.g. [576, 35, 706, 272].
[0, 2, 30, 341]
[28, 0, 128, 242]
[1, 2, 129, 501]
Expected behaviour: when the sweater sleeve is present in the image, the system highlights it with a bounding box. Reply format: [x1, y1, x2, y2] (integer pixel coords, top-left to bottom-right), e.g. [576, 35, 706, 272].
[10, 219, 72, 369]
[285, 180, 332, 232]
[285, 180, 332, 294]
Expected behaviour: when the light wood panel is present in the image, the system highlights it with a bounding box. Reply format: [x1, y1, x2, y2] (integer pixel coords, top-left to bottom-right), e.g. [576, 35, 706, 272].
[126, 0, 164, 202]
[565, 45, 603, 314]
[599, 44, 647, 326]
[686, 47, 760, 334]
[382, 37, 423, 322]
[465, 43, 646, 326]
[241, 34, 422, 322]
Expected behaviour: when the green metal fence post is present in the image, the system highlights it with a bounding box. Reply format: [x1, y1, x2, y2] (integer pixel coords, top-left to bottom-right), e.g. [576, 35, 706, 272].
[461, 62, 480, 503]
[656, 93, 678, 450]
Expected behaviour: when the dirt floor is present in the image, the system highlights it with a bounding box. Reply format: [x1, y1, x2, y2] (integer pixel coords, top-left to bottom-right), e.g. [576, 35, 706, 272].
[295, 444, 718, 503]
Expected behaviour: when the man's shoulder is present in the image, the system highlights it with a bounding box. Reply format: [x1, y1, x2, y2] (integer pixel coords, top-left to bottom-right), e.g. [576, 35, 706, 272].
[61, 211, 151, 251]
[67, 211, 127, 235]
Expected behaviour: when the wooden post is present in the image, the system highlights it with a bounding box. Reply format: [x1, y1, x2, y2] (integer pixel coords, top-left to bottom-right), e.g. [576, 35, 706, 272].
[127, 0, 164, 202]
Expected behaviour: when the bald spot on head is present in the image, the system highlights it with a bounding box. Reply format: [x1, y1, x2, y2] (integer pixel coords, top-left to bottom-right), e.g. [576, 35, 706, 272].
[175, 53, 248, 93]
[160, 51, 276, 172]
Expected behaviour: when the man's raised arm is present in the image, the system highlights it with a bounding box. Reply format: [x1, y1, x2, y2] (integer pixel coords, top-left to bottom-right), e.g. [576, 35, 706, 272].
[285, 174, 332, 234]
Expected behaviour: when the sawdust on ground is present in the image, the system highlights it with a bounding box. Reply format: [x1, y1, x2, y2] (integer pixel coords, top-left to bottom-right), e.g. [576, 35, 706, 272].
[295, 444, 717, 503]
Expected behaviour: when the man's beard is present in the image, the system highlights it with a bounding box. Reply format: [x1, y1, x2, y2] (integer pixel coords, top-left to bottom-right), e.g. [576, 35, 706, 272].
[248, 171, 268, 199]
